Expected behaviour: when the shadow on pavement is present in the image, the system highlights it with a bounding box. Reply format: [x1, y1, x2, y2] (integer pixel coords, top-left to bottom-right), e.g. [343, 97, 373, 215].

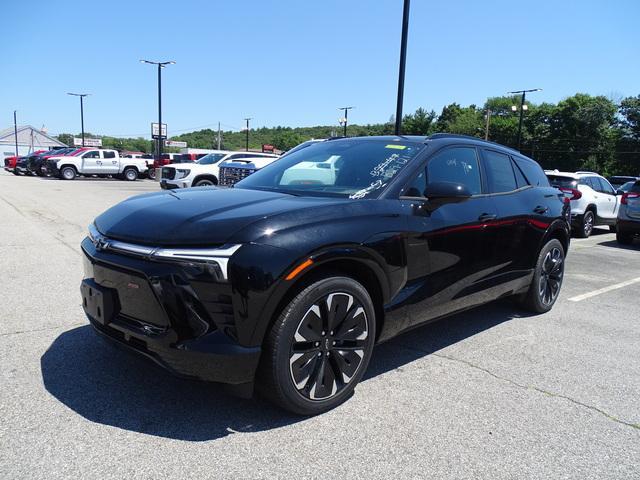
[41, 299, 530, 441]
[597, 239, 639, 251]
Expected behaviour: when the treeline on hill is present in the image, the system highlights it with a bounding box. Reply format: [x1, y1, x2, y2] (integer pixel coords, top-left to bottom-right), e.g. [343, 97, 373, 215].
[56, 93, 640, 176]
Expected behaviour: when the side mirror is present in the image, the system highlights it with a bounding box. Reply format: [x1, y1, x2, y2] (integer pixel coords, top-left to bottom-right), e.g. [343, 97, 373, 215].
[616, 189, 624, 195]
[424, 181, 472, 204]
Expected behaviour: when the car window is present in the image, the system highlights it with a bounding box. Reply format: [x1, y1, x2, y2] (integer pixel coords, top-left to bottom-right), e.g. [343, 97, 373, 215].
[425, 147, 481, 195]
[548, 175, 578, 189]
[514, 157, 548, 186]
[103, 151, 116, 159]
[631, 181, 640, 194]
[483, 149, 517, 193]
[511, 158, 529, 188]
[597, 177, 615, 195]
[83, 151, 99, 159]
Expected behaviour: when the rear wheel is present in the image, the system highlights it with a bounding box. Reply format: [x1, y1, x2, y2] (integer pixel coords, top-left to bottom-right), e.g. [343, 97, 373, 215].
[258, 276, 376, 415]
[122, 167, 138, 181]
[616, 231, 633, 245]
[576, 210, 594, 238]
[60, 166, 76, 180]
[519, 239, 565, 313]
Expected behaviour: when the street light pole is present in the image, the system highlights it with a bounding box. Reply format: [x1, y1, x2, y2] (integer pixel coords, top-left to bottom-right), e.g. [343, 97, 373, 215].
[338, 107, 353, 137]
[140, 60, 175, 164]
[13, 110, 19, 158]
[67, 93, 89, 146]
[244, 118, 252, 151]
[395, 0, 411, 135]
[508, 88, 542, 151]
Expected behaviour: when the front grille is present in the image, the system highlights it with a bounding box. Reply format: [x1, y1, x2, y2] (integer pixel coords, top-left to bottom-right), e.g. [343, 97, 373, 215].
[219, 166, 256, 186]
[162, 167, 175, 180]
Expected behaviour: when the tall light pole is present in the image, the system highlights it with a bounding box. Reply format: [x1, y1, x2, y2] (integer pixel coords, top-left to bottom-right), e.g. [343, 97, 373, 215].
[67, 93, 89, 146]
[140, 60, 175, 163]
[395, 0, 411, 135]
[13, 111, 19, 158]
[338, 107, 353, 137]
[508, 88, 541, 150]
[244, 117, 252, 151]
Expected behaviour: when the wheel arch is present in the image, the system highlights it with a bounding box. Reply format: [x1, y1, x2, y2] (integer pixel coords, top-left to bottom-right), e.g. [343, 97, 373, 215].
[251, 251, 390, 347]
[539, 221, 570, 257]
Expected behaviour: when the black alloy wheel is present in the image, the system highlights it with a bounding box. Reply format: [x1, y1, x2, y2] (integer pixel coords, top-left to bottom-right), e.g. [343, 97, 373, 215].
[289, 292, 369, 401]
[519, 238, 565, 313]
[258, 276, 376, 415]
[538, 246, 564, 306]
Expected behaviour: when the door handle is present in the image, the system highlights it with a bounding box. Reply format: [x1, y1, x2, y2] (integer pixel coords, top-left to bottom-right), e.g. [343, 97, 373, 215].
[478, 213, 497, 222]
[533, 206, 549, 214]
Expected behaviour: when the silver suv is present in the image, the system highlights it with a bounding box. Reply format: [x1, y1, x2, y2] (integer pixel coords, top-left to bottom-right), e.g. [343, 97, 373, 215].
[545, 170, 621, 238]
[617, 180, 640, 244]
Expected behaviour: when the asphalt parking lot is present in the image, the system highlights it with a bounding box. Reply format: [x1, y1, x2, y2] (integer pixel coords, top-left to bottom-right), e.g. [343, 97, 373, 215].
[1, 171, 639, 479]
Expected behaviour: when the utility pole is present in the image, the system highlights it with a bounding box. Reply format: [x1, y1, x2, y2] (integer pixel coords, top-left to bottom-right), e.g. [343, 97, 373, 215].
[13, 111, 19, 158]
[217, 121, 221, 150]
[338, 107, 353, 137]
[508, 88, 542, 150]
[395, 0, 411, 135]
[140, 60, 176, 164]
[244, 118, 252, 151]
[67, 93, 89, 146]
[484, 108, 491, 140]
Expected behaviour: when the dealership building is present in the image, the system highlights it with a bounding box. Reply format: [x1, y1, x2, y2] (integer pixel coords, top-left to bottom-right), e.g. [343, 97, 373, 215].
[0, 125, 67, 161]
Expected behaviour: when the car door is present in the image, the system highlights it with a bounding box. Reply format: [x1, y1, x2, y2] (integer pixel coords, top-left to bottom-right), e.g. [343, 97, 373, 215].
[80, 150, 100, 173]
[101, 150, 120, 174]
[397, 145, 500, 330]
[479, 149, 547, 292]
[594, 177, 618, 219]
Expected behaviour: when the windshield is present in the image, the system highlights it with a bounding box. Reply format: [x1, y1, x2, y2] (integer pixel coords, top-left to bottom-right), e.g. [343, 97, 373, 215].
[197, 153, 227, 165]
[235, 139, 424, 198]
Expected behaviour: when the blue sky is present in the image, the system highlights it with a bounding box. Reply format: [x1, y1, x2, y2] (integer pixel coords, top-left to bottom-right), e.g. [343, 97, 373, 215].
[2, 0, 639, 138]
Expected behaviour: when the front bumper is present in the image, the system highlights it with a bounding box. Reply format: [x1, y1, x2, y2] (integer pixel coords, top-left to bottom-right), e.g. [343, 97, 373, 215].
[80, 239, 261, 391]
[160, 180, 181, 190]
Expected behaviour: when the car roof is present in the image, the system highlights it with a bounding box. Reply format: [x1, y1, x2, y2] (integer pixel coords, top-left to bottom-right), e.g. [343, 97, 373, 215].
[544, 170, 606, 179]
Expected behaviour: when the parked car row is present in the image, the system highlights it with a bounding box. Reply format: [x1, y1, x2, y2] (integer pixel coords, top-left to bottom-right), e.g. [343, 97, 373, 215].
[4, 147, 149, 181]
[544, 169, 640, 244]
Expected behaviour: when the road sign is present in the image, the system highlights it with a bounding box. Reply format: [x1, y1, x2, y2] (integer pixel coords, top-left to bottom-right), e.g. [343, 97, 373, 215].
[165, 140, 187, 148]
[151, 123, 167, 139]
[73, 137, 102, 147]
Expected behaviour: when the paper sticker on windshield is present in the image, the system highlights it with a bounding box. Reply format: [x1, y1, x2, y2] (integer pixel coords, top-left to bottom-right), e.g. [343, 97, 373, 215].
[385, 144, 407, 150]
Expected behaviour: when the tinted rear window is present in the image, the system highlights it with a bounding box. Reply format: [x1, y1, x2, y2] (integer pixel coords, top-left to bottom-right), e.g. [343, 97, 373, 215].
[547, 175, 577, 189]
[631, 181, 640, 194]
[514, 157, 549, 186]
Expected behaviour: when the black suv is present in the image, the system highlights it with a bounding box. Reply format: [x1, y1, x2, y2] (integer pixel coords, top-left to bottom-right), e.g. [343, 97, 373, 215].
[81, 134, 570, 415]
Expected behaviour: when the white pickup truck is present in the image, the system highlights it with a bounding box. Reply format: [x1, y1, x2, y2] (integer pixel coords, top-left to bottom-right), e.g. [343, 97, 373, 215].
[45, 149, 148, 181]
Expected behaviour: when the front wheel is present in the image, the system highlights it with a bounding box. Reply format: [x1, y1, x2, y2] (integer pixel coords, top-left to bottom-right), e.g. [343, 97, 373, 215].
[60, 166, 76, 180]
[258, 276, 376, 415]
[194, 178, 215, 187]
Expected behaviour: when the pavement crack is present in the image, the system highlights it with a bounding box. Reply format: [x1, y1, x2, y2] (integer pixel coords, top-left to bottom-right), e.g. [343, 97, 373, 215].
[398, 343, 640, 431]
[0, 322, 85, 337]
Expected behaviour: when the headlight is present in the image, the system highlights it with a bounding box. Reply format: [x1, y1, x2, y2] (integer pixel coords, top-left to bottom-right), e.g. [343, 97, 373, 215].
[176, 169, 191, 179]
[87, 223, 241, 280]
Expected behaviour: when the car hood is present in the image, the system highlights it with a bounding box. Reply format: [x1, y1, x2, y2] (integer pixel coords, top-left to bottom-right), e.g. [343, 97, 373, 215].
[94, 187, 352, 246]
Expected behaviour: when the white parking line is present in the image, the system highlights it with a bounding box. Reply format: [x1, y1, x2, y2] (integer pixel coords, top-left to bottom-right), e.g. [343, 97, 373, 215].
[568, 277, 640, 302]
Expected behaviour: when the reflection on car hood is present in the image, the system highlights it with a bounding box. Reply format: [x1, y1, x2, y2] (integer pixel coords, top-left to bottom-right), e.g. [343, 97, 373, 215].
[94, 187, 351, 246]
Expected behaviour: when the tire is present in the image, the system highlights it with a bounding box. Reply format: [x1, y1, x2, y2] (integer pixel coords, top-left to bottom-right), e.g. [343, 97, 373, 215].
[616, 232, 633, 245]
[576, 210, 594, 238]
[194, 178, 216, 187]
[519, 239, 565, 313]
[60, 166, 76, 180]
[122, 168, 138, 181]
[257, 276, 376, 415]
[609, 225, 617, 233]
[12, 170, 20, 176]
